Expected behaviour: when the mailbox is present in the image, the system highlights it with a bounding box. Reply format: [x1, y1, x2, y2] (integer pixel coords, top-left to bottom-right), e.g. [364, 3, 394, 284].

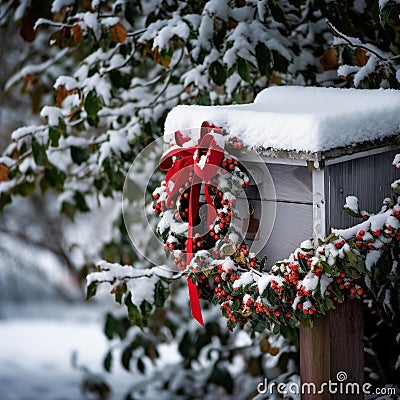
[165, 86, 400, 266]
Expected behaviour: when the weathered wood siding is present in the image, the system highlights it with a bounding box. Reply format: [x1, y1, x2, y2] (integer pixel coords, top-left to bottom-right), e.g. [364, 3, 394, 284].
[247, 163, 313, 266]
[325, 149, 399, 231]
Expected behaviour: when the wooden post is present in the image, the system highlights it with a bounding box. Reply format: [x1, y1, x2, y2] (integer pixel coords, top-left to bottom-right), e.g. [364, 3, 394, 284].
[300, 300, 364, 399]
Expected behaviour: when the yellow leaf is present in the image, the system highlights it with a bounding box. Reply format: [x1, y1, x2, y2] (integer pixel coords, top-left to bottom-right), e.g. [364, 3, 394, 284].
[153, 47, 171, 67]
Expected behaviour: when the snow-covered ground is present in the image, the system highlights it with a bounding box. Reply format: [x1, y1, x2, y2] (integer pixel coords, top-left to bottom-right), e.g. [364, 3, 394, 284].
[0, 301, 133, 400]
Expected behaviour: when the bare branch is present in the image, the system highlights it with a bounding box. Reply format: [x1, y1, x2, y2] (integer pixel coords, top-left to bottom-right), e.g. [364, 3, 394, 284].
[326, 20, 386, 61]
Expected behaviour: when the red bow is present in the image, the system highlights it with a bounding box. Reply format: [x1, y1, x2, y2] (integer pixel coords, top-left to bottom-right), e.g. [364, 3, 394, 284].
[159, 121, 224, 326]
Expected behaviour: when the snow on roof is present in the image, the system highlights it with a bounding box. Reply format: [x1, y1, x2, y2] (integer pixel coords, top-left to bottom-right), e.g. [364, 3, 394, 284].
[165, 86, 400, 153]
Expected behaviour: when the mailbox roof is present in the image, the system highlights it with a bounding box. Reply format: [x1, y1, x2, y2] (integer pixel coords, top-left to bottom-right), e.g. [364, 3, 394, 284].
[165, 86, 400, 156]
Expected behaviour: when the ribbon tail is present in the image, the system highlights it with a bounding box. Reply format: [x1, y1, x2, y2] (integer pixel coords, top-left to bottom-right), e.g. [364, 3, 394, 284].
[188, 278, 204, 326]
[186, 180, 204, 327]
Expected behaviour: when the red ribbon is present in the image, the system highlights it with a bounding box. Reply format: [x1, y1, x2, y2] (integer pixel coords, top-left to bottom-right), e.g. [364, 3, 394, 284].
[159, 122, 224, 326]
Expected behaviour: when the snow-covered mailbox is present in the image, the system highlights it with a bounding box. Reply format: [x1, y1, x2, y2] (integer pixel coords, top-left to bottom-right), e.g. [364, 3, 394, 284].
[165, 86, 400, 400]
[166, 86, 400, 264]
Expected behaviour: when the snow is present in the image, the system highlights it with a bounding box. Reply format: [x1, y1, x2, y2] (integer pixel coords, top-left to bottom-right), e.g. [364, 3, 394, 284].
[232, 271, 254, 289]
[379, 0, 400, 8]
[353, 57, 378, 87]
[101, 17, 121, 27]
[257, 274, 283, 295]
[54, 76, 79, 91]
[301, 272, 319, 292]
[127, 275, 157, 307]
[319, 274, 333, 296]
[366, 250, 382, 271]
[40, 106, 62, 126]
[83, 12, 101, 40]
[51, 0, 74, 13]
[344, 196, 359, 214]
[11, 125, 43, 140]
[0, 303, 132, 400]
[0, 157, 14, 168]
[165, 86, 400, 153]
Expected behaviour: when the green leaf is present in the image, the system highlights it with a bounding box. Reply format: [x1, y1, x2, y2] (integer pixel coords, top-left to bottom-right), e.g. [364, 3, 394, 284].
[137, 357, 145, 374]
[73, 191, 90, 212]
[61, 200, 76, 220]
[84, 89, 103, 118]
[86, 282, 97, 300]
[255, 43, 273, 76]
[115, 283, 127, 304]
[269, 2, 286, 23]
[31, 137, 49, 166]
[209, 61, 227, 86]
[110, 71, 131, 89]
[121, 345, 134, 371]
[16, 181, 36, 197]
[49, 125, 61, 147]
[125, 294, 143, 327]
[103, 350, 113, 372]
[125, 2, 139, 25]
[208, 364, 234, 394]
[104, 313, 129, 340]
[344, 250, 359, 267]
[42, 165, 66, 191]
[154, 280, 170, 307]
[0, 193, 11, 212]
[379, 5, 392, 28]
[71, 146, 89, 165]
[213, 21, 227, 50]
[237, 58, 251, 82]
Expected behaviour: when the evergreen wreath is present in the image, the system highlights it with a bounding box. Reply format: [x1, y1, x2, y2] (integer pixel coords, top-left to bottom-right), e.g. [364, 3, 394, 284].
[153, 122, 400, 331]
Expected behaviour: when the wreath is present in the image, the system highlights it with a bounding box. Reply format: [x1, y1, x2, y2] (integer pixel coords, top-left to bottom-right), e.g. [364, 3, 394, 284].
[153, 121, 400, 330]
